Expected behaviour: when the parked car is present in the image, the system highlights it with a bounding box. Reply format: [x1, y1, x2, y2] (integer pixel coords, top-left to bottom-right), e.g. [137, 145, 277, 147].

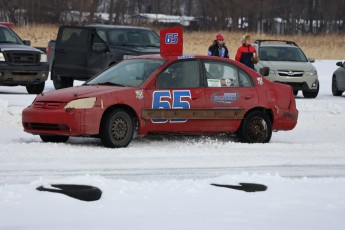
[22, 54, 298, 148]
[332, 61, 345, 96]
[48, 24, 160, 90]
[253, 40, 319, 98]
[0, 25, 49, 94]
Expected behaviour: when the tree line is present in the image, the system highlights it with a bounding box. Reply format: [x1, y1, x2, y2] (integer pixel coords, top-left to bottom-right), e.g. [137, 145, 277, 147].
[0, 0, 344, 34]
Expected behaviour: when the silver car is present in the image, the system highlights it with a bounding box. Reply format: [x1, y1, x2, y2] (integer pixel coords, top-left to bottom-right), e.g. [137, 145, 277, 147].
[254, 40, 319, 98]
[332, 62, 345, 96]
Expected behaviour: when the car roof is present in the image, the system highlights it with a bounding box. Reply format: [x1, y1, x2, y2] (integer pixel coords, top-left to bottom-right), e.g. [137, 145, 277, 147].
[86, 24, 153, 31]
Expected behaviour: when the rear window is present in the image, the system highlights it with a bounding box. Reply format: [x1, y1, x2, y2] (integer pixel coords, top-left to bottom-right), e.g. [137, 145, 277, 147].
[259, 46, 308, 62]
[58, 28, 88, 47]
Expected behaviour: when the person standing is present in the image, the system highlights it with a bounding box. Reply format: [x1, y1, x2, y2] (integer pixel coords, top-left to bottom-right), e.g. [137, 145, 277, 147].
[208, 34, 229, 58]
[235, 34, 259, 70]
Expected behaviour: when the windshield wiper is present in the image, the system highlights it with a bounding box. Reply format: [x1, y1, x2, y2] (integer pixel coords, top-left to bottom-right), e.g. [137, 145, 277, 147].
[96, 82, 127, 87]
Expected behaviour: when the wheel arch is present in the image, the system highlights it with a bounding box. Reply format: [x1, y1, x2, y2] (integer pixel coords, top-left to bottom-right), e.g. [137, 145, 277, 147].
[243, 107, 274, 124]
[99, 104, 139, 134]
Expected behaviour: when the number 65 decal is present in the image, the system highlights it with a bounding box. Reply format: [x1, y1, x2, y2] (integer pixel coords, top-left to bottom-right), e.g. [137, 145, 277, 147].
[152, 90, 191, 123]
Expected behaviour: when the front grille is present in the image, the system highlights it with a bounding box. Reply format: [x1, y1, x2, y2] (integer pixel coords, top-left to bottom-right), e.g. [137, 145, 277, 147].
[4, 52, 40, 65]
[24, 122, 69, 131]
[33, 101, 64, 109]
[278, 70, 304, 77]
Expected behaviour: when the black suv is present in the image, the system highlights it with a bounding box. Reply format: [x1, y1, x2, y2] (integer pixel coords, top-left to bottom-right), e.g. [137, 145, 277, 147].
[0, 25, 49, 94]
[48, 24, 160, 89]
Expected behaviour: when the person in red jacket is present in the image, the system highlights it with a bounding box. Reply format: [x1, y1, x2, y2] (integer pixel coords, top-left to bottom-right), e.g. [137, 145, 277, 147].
[235, 34, 259, 70]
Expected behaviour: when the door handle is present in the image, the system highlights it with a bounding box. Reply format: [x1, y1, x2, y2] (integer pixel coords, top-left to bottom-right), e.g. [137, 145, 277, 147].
[243, 94, 254, 100]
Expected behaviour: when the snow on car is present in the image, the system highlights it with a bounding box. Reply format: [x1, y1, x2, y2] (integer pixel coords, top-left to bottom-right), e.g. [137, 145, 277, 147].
[22, 28, 298, 147]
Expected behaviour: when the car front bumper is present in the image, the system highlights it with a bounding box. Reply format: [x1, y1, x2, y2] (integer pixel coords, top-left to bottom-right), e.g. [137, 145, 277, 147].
[0, 63, 49, 86]
[22, 105, 102, 136]
[266, 73, 319, 92]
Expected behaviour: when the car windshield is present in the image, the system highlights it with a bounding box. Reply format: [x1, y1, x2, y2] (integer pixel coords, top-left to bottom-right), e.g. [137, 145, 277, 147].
[0, 27, 23, 44]
[86, 59, 165, 88]
[259, 46, 308, 62]
[107, 28, 160, 47]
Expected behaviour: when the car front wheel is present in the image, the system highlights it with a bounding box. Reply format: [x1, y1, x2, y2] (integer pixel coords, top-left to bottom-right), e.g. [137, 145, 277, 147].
[239, 111, 272, 143]
[100, 109, 134, 148]
[26, 82, 45, 94]
[332, 76, 344, 96]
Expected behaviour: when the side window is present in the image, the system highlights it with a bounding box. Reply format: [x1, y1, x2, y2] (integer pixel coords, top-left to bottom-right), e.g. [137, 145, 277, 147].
[238, 70, 254, 87]
[204, 61, 239, 87]
[92, 30, 107, 45]
[157, 60, 200, 89]
[3, 30, 17, 43]
[59, 28, 88, 47]
[204, 61, 254, 88]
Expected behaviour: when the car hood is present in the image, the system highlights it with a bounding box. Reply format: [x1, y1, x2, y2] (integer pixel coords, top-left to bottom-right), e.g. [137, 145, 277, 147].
[35, 85, 131, 102]
[111, 45, 160, 55]
[259, 60, 314, 71]
[0, 44, 43, 53]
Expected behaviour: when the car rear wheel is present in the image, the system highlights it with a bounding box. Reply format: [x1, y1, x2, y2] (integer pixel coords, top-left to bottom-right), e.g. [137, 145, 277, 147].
[293, 90, 298, 96]
[40, 135, 69, 143]
[302, 81, 319, 98]
[239, 111, 272, 143]
[332, 76, 344, 96]
[100, 109, 134, 148]
[26, 82, 45, 94]
[53, 75, 73, 90]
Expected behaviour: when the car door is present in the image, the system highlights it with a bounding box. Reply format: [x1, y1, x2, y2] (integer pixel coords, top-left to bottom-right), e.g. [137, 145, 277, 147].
[87, 29, 110, 77]
[202, 60, 259, 132]
[143, 59, 206, 133]
[54, 26, 91, 79]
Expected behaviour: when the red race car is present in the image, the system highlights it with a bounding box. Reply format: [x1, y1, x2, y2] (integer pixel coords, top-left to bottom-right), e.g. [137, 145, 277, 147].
[22, 28, 298, 148]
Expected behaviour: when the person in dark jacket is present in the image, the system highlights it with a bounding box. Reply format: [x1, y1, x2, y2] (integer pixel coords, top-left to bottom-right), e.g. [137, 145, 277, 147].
[235, 34, 259, 70]
[208, 34, 229, 58]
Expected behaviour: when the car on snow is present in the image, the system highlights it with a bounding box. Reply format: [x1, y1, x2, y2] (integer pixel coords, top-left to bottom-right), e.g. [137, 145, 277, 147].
[253, 40, 319, 98]
[22, 28, 298, 148]
[332, 61, 345, 96]
[0, 24, 49, 94]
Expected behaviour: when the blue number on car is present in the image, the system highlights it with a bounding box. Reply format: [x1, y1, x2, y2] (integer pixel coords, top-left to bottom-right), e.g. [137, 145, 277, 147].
[152, 90, 191, 123]
[165, 33, 178, 44]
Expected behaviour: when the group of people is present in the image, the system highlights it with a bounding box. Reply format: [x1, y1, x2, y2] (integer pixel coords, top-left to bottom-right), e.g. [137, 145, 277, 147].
[208, 33, 259, 70]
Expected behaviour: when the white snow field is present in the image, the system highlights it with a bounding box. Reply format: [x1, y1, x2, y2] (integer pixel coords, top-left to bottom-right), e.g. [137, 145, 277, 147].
[0, 60, 344, 230]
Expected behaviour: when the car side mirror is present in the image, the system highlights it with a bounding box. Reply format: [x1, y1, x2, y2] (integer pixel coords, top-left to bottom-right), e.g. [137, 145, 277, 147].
[308, 58, 315, 63]
[93, 43, 108, 52]
[23, 40, 31, 46]
[336, 61, 344, 67]
[259, 67, 270, 77]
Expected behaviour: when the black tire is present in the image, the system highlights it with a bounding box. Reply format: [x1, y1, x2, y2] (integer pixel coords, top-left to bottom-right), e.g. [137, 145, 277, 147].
[52, 67, 73, 89]
[239, 111, 272, 143]
[40, 135, 69, 143]
[332, 76, 344, 96]
[293, 90, 298, 96]
[302, 81, 319, 98]
[100, 109, 134, 148]
[26, 82, 45, 94]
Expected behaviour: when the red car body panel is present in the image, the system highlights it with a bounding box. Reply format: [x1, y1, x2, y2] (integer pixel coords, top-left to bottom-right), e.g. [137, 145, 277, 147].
[22, 54, 298, 138]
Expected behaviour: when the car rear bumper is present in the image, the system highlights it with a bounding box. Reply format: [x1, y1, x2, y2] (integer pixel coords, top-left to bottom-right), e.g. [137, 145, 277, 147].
[22, 106, 101, 136]
[0, 63, 49, 85]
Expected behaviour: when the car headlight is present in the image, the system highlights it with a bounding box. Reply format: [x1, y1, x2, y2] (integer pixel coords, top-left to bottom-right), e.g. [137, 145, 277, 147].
[40, 53, 48, 63]
[0, 52, 5, 62]
[64, 97, 96, 110]
[305, 68, 317, 76]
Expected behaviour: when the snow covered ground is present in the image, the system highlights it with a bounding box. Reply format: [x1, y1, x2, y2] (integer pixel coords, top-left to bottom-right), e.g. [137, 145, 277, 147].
[0, 60, 344, 229]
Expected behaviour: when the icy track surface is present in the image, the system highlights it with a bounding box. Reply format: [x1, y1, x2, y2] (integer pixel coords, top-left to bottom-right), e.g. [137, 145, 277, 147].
[0, 60, 344, 230]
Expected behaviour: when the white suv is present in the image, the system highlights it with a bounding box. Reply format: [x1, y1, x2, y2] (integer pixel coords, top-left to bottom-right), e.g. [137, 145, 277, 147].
[254, 40, 319, 98]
